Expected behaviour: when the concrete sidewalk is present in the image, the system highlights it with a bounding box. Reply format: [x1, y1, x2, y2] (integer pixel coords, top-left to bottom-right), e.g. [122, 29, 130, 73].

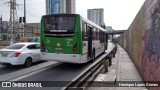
[117, 46, 143, 81]
[88, 45, 147, 90]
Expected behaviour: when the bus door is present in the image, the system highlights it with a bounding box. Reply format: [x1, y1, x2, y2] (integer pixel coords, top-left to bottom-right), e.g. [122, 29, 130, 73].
[87, 26, 92, 59]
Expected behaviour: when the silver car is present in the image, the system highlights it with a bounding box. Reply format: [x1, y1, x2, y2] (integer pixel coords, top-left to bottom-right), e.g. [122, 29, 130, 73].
[0, 42, 40, 67]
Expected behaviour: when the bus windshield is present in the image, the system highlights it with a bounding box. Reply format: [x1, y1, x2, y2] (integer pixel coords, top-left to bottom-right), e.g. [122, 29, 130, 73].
[44, 15, 76, 34]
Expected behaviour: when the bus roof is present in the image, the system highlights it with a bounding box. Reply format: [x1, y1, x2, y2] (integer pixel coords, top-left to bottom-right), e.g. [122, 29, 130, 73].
[80, 16, 107, 33]
[42, 14, 79, 18]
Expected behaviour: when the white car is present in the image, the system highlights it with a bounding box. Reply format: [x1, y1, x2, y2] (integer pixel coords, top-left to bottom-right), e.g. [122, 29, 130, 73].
[0, 42, 40, 67]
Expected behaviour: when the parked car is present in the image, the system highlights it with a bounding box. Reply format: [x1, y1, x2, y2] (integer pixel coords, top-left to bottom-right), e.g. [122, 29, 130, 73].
[0, 42, 40, 67]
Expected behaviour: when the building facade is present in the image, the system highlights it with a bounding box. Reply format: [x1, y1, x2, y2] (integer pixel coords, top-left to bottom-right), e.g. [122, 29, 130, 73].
[46, 0, 66, 14]
[0, 18, 9, 41]
[66, 0, 75, 14]
[46, 0, 75, 14]
[25, 23, 40, 37]
[0, 16, 40, 45]
[87, 8, 104, 27]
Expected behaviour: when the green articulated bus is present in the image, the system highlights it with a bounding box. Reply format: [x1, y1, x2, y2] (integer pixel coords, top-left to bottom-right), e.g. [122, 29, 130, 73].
[40, 14, 108, 63]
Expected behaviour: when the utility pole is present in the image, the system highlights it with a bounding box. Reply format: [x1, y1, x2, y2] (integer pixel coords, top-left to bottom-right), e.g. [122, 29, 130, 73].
[0, 15, 2, 40]
[24, 0, 26, 37]
[8, 0, 18, 44]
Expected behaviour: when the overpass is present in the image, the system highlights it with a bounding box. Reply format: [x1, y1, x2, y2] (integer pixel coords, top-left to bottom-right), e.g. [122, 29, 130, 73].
[107, 30, 127, 42]
[107, 30, 127, 35]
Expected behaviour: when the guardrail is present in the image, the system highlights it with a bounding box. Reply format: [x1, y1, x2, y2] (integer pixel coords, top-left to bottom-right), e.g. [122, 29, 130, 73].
[64, 43, 117, 90]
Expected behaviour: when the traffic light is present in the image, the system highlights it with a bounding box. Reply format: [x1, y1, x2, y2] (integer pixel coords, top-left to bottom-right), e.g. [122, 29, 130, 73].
[19, 17, 26, 23]
[19, 17, 22, 23]
[23, 17, 26, 23]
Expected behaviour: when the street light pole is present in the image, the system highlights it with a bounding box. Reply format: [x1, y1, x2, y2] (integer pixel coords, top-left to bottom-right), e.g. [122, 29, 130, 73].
[0, 15, 2, 40]
[24, 0, 26, 37]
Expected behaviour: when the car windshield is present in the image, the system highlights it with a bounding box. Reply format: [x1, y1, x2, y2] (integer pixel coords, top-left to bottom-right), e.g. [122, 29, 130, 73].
[5, 44, 25, 49]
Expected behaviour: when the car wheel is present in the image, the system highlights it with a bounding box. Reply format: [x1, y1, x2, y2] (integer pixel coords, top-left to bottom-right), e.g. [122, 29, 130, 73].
[24, 57, 32, 67]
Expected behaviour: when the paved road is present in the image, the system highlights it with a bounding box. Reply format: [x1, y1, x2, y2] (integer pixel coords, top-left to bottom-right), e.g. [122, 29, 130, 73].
[0, 57, 100, 90]
[0, 61, 46, 75]
[0, 61, 58, 81]
[0, 43, 116, 90]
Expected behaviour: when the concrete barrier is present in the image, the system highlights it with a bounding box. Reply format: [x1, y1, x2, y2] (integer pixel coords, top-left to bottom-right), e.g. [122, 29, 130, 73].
[117, 0, 160, 90]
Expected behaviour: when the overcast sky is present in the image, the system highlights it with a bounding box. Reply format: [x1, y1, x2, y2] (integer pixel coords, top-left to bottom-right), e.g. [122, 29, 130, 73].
[0, 0, 145, 30]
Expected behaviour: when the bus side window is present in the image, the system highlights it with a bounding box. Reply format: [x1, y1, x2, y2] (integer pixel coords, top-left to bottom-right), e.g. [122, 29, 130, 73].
[102, 32, 104, 43]
[92, 28, 96, 40]
[104, 33, 106, 42]
[87, 25, 91, 37]
[98, 30, 100, 40]
[100, 31, 102, 43]
[103, 33, 104, 42]
[82, 22, 87, 41]
[99, 31, 101, 43]
[96, 28, 99, 40]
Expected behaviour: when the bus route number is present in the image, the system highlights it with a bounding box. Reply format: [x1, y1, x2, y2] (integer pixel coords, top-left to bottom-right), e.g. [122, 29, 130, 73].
[66, 38, 73, 47]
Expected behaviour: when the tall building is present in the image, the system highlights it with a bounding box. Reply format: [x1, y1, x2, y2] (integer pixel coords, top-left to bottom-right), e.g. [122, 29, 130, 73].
[87, 8, 104, 27]
[46, 0, 66, 14]
[46, 0, 75, 14]
[66, 0, 76, 14]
